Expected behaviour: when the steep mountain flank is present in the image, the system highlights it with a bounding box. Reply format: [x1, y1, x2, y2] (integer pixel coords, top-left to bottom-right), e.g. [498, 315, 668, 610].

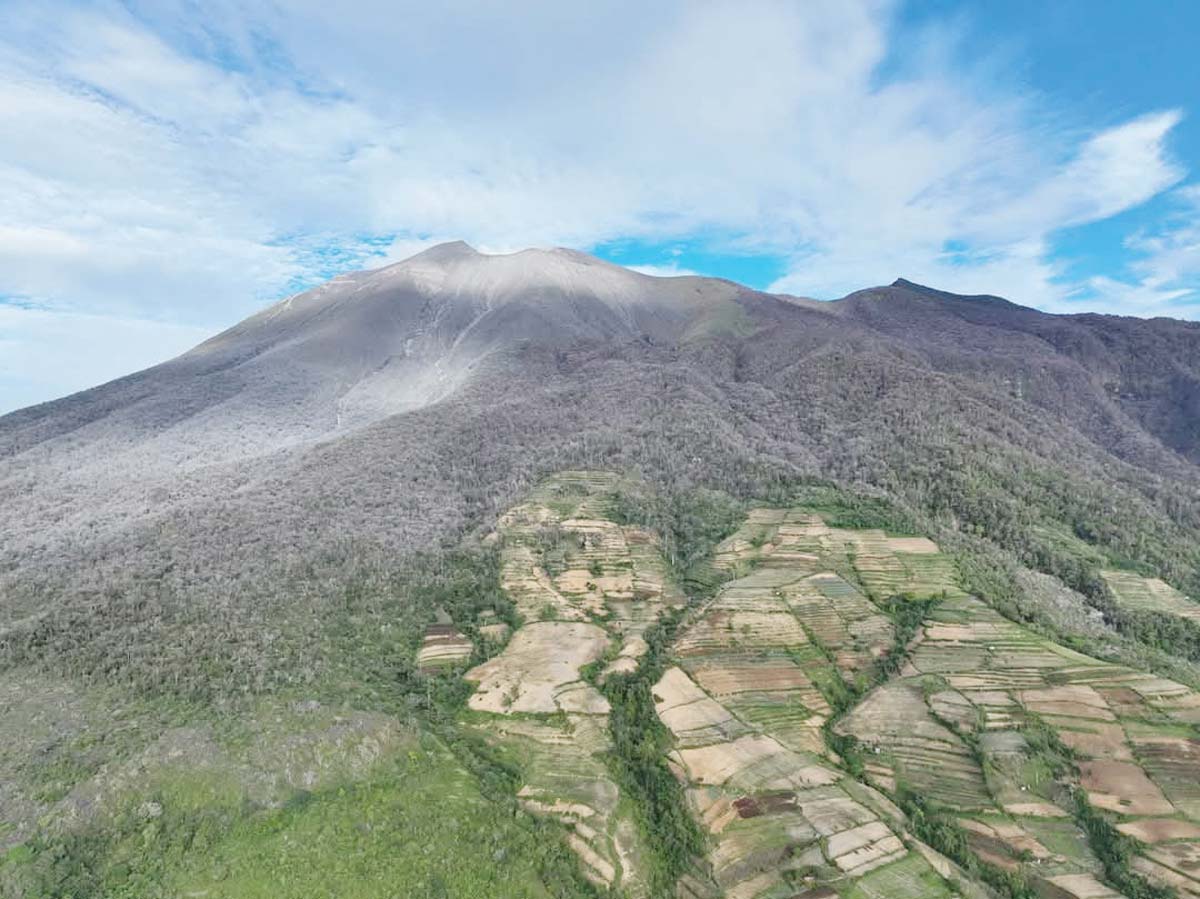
[4, 246, 1200, 896]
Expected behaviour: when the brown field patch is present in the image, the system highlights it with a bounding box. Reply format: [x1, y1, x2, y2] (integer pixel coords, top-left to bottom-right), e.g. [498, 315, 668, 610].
[1045, 873, 1124, 898]
[1002, 801, 1070, 818]
[466, 621, 610, 715]
[1051, 721, 1131, 760]
[801, 793, 877, 836]
[1132, 856, 1200, 898]
[959, 818, 1051, 861]
[675, 609, 809, 656]
[827, 820, 906, 876]
[692, 663, 816, 698]
[732, 790, 798, 819]
[1079, 760, 1174, 815]
[555, 568, 634, 597]
[1118, 818, 1200, 843]
[1145, 840, 1200, 882]
[885, 536, 941, 554]
[653, 667, 741, 742]
[674, 734, 790, 786]
[1019, 685, 1114, 721]
[653, 665, 708, 709]
[674, 734, 838, 790]
[923, 623, 978, 642]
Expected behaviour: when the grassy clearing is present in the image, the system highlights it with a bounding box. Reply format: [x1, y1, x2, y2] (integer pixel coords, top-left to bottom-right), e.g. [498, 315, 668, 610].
[1, 734, 592, 899]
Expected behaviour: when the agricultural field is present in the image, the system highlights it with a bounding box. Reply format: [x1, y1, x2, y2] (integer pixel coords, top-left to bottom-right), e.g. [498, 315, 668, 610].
[1102, 569, 1200, 623]
[669, 502, 1200, 899]
[711, 508, 965, 603]
[416, 607, 475, 672]
[654, 506, 972, 898]
[461, 470, 687, 896]
[842, 590, 1200, 898]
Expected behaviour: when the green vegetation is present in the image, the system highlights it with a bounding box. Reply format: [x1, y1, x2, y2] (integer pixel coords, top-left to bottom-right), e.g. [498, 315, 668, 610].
[1, 736, 595, 899]
[896, 787, 1039, 899]
[874, 595, 938, 677]
[608, 481, 742, 595]
[786, 484, 922, 535]
[600, 609, 706, 896]
[1072, 795, 1174, 899]
[0, 542, 605, 899]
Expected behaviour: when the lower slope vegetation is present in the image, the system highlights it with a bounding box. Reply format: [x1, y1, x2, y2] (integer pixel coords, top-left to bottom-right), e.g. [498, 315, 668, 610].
[6, 470, 1200, 899]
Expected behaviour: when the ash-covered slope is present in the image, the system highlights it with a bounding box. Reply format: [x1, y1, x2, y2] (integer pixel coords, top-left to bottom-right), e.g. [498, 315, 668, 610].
[3, 244, 1200, 692]
[832, 278, 1200, 469]
[0, 241, 738, 468]
[0, 242, 748, 576]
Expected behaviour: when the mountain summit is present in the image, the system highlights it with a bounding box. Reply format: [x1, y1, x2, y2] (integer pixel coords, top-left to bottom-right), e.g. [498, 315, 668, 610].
[2, 244, 1199, 585]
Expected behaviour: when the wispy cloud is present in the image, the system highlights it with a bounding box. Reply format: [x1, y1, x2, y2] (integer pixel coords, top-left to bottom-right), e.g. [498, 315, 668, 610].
[1077, 186, 1200, 317]
[0, 0, 1193, 410]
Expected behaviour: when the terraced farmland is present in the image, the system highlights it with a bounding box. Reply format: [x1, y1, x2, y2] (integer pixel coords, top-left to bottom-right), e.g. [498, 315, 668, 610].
[842, 590, 1200, 898]
[1102, 569, 1200, 623]
[711, 508, 965, 603]
[654, 506, 971, 898]
[415, 608, 474, 672]
[666, 502, 1200, 899]
[461, 471, 685, 896]
[419, 484, 1200, 898]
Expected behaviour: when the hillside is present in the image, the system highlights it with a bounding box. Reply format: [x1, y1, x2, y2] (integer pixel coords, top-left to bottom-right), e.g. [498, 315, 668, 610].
[3, 244, 1200, 898]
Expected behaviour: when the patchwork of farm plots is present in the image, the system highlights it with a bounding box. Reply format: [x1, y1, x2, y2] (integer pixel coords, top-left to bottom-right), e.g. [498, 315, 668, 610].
[667, 506, 1200, 899]
[460, 471, 685, 896]
[712, 507, 966, 604]
[840, 592, 1200, 898]
[655, 507, 973, 898]
[426, 488, 1200, 899]
[1102, 568, 1200, 623]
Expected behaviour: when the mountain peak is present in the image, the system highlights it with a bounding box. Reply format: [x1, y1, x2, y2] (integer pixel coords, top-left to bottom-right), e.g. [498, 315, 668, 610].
[376, 240, 654, 307]
[889, 277, 1021, 309]
[408, 239, 482, 262]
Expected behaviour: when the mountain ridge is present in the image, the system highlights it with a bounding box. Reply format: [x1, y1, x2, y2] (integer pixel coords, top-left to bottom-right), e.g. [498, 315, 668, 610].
[2, 241, 1200, 639]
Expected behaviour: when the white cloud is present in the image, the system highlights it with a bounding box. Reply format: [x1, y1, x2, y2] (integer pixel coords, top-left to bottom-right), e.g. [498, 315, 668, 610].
[1075, 187, 1200, 317]
[0, 305, 214, 415]
[0, 0, 1193, 409]
[626, 263, 703, 279]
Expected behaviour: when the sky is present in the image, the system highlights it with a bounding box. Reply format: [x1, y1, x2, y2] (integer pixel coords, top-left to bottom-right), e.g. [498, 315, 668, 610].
[1, 0, 1198, 413]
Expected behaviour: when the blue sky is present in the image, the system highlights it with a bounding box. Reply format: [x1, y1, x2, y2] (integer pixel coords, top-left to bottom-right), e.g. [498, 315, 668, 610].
[1, 0, 1198, 412]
